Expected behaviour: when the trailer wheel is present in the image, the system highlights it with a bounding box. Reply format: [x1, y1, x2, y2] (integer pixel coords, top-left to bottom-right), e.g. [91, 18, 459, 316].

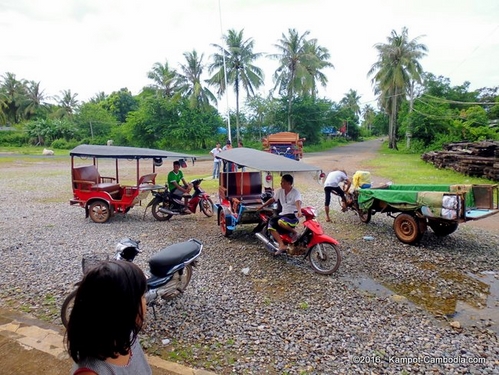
[428, 220, 459, 237]
[393, 213, 424, 244]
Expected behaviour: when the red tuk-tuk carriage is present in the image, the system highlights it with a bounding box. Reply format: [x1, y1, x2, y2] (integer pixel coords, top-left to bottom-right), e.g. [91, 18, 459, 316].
[69, 144, 195, 223]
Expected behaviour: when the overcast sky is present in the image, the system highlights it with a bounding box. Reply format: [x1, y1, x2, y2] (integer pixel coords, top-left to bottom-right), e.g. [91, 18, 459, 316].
[1, 0, 498, 113]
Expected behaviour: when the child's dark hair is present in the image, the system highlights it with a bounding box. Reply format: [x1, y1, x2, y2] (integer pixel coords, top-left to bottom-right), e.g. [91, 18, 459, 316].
[66, 260, 147, 362]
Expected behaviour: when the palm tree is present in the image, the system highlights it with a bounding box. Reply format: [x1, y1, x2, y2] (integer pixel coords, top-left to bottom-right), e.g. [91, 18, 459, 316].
[89, 92, 107, 104]
[302, 39, 334, 99]
[340, 89, 361, 118]
[22, 81, 47, 119]
[208, 29, 264, 143]
[147, 61, 180, 98]
[368, 27, 427, 149]
[177, 50, 217, 109]
[0, 91, 7, 125]
[55, 89, 79, 118]
[1, 72, 25, 124]
[362, 104, 376, 134]
[270, 28, 333, 131]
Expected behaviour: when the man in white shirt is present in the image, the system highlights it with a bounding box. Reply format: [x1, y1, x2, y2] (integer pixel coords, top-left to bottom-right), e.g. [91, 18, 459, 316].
[209, 142, 222, 179]
[258, 174, 302, 255]
[324, 169, 351, 221]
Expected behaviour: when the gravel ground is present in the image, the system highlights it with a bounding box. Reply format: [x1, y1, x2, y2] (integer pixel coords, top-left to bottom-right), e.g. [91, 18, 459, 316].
[1, 143, 498, 374]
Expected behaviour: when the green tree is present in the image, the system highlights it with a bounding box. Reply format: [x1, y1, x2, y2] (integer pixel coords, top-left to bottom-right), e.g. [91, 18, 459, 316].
[75, 102, 117, 141]
[270, 28, 332, 130]
[340, 89, 361, 120]
[0, 72, 25, 124]
[21, 80, 47, 120]
[361, 104, 376, 135]
[368, 27, 427, 149]
[104, 88, 138, 124]
[302, 39, 334, 99]
[147, 61, 181, 99]
[55, 89, 79, 118]
[177, 50, 217, 109]
[208, 29, 264, 143]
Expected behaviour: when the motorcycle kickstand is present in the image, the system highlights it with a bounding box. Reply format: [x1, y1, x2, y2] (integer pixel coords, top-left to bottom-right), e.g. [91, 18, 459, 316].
[151, 303, 157, 320]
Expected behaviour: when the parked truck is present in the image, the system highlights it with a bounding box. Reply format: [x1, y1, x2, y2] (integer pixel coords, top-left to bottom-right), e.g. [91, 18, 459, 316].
[262, 132, 305, 160]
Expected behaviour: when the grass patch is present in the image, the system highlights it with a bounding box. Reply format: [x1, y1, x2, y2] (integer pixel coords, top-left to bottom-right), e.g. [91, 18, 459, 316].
[364, 142, 494, 185]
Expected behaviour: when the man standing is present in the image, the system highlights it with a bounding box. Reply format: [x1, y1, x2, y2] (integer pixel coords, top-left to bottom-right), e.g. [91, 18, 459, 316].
[258, 174, 302, 255]
[210, 142, 222, 179]
[222, 139, 234, 172]
[324, 169, 351, 222]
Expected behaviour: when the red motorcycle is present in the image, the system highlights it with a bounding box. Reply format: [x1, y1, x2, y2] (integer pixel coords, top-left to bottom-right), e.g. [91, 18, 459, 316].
[146, 178, 214, 221]
[253, 205, 341, 275]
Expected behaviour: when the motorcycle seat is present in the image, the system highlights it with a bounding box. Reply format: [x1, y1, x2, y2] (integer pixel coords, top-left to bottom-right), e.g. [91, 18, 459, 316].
[149, 240, 200, 276]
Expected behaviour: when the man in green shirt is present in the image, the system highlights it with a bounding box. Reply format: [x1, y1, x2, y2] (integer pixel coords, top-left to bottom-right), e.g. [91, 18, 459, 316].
[167, 160, 192, 213]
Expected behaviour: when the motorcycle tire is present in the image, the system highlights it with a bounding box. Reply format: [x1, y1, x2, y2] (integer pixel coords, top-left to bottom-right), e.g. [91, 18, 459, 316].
[61, 289, 77, 328]
[199, 197, 214, 217]
[309, 242, 341, 275]
[357, 208, 372, 224]
[151, 199, 173, 221]
[157, 264, 193, 300]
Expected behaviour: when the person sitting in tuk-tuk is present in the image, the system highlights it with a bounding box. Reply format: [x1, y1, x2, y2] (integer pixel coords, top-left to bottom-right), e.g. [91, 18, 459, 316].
[168, 160, 192, 213]
[258, 174, 302, 255]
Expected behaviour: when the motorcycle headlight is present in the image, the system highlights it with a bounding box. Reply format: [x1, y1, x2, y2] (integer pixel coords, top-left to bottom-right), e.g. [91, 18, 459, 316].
[116, 238, 139, 252]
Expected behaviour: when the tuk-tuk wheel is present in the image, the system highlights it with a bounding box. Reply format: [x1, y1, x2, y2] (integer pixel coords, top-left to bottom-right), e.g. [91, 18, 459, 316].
[219, 210, 233, 237]
[88, 200, 111, 223]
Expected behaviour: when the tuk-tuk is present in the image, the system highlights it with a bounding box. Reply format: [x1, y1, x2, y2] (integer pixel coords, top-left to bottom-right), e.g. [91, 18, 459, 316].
[69, 144, 195, 223]
[214, 147, 342, 275]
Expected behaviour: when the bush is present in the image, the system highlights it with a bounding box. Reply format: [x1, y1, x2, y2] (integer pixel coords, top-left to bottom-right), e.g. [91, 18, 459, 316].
[51, 138, 80, 150]
[0, 130, 29, 146]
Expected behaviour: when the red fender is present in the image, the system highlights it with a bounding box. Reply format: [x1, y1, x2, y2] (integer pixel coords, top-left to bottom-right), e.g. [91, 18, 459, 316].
[302, 219, 340, 247]
[307, 234, 339, 248]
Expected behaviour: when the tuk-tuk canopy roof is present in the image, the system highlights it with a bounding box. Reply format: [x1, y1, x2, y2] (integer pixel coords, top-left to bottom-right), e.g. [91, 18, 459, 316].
[217, 147, 320, 172]
[70, 144, 196, 161]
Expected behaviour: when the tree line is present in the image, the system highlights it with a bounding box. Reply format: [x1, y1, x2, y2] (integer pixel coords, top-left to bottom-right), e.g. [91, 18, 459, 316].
[0, 27, 497, 151]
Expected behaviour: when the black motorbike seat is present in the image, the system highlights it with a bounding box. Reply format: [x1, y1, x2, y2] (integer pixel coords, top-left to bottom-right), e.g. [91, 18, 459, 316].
[149, 241, 200, 276]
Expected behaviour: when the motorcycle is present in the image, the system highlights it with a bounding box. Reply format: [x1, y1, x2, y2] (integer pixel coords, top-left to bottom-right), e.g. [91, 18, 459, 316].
[146, 178, 214, 221]
[61, 238, 203, 327]
[253, 202, 341, 275]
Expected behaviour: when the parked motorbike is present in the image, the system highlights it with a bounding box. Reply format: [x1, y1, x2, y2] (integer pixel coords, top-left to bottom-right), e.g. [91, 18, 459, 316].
[61, 238, 203, 327]
[146, 178, 214, 221]
[253, 204, 341, 275]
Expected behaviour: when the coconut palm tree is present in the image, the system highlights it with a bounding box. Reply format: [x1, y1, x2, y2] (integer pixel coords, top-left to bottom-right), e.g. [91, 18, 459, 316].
[302, 39, 334, 99]
[21, 80, 47, 119]
[368, 27, 427, 149]
[362, 104, 376, 134]
[340, 89, 362, 119]
[208, 29, 264, 143]
[177, 50, 217, 109]
[270, 28, 333, 131]
[147, 61, 181, 98]
[1, 72, 25, 124]
[55, 89, 79, 118]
